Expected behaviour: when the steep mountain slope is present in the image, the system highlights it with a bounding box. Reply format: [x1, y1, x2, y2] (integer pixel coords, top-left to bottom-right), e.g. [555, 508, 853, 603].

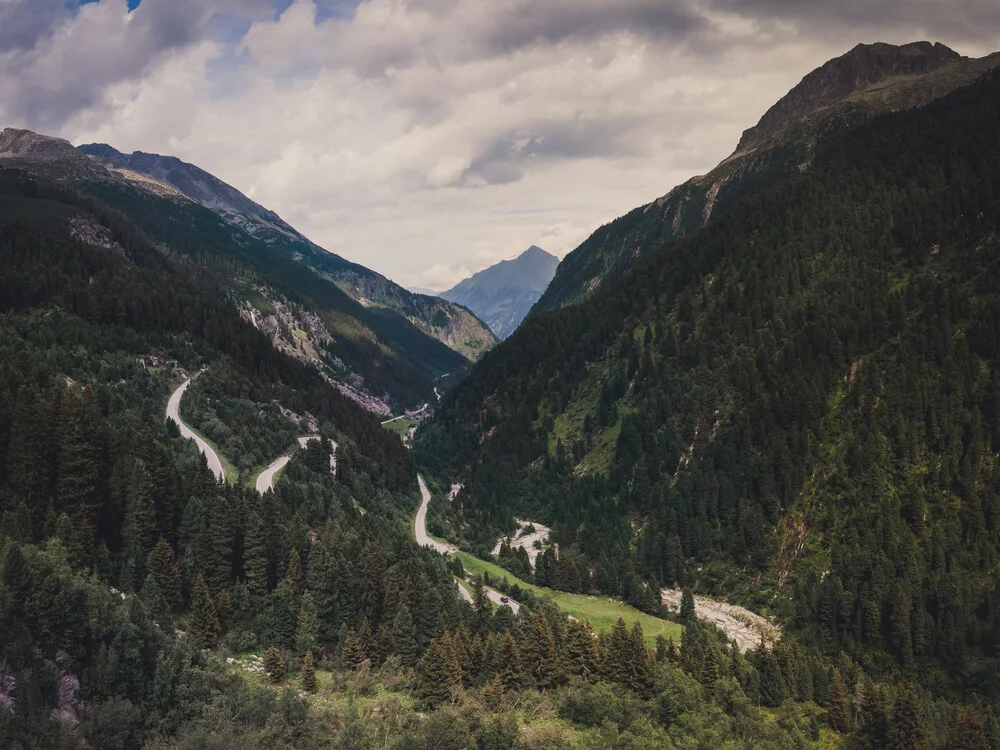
[440, 246, 559, 339]
[534, 41, 1000, 312]
[418, 63, 1000, 692]
[78, 143, 497, 362]
[1, 128, 477, 413]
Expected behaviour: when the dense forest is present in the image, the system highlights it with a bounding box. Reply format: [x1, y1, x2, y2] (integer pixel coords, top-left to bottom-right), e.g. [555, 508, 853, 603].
[417, 67, 1000, 742]
[0, 165, 886, 749]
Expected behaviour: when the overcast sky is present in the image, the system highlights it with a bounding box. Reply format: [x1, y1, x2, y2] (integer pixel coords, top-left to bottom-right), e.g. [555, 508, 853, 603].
[1, 0, 998, 289]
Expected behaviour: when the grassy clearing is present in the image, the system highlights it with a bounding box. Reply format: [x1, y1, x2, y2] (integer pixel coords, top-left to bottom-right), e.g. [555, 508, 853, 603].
[456, 552, 682, 647]
[382, 417, 422, 436]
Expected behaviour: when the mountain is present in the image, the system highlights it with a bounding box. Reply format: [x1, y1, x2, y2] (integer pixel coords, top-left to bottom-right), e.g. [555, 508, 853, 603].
[1, 127, 484, 414]
[78, 142, 497, 364]
[440, 246, 559, 339]
[534, 41, 1000, 313]
[418, 53, 1000, 702]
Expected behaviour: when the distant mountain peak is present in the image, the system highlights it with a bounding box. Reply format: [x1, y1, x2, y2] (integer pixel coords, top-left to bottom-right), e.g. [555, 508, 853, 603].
[737, 41, 962, 152]
[441, 246, 559, 339]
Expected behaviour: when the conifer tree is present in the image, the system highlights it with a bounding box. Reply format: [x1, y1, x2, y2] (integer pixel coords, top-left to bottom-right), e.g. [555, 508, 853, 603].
[680, 589, 696, 622]
[244, 511, 270, 597]
[188, 573, 219, 647]
[146, 537, 181, 611]
[951, 705, 990, 750]
[417, 633, 463, 706]
[494, 631, 522, 690]
[285, 547, 305, 595]
[888, 682, 929, 750]
[520, 610, 560, 687]
[342, 628, 365, 670]
[391, 604, 418, 667]
[301, 650, 317, 693]
[827, 668, 851, 733]
[294, 591, 318, 655]
[265, 646, 286, 684]
[139, 574, 172, 629]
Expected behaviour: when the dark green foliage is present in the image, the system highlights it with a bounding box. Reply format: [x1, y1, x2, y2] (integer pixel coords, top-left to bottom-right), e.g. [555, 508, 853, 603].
[417, 633, 463, 706]
[301, 650, 317, 693]
[188, 573, 220, 647]
[418, 67, 1000, 703]
[265, 646, 286, 684]
[392, 605, 418, 668]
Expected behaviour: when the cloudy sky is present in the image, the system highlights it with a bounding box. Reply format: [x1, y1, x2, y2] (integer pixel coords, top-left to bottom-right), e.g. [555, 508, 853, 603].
[1, 0, 998, 289]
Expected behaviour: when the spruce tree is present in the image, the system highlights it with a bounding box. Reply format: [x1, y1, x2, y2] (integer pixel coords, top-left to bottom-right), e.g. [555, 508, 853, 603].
[951, 705, 990, 750]
[391, 604, 418, 667]
[265, 646, 286, 684]
[494, 632, 522, 690]
[888, 682, 929, 750]
[301, 650, 317, 693]
[680, 589, 696, 622]
[244, 511, 270, 597]
[285, 547, 305, 595]
[188, 573, 220, 647]
[146, 537, 181, 611]
[342, 628, 365, 670]
[139, 574, 172, 629]
[294, 592, 318, 655]
[417, 634, 462, 706]
[827, 668, 851, 733]
[520, 610, 558, 687]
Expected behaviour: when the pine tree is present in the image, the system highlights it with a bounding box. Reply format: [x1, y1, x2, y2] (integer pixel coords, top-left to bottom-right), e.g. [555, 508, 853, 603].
[139, 574, 172, 629]
[827, 668, 851, 733]
[244, 511, 270, 597]
[561, 618, 599, 678]
[146, 537, 181, 611]
[494, 632, 522, 690]
[417, 634, 463, 706]
[294, 592, 318, 655]
[888, 682, 929, 750]
[285, 547, 305, 595]
[265, 646, 286, 684]
[951, 705, 990, 750]
[188, 573, 220, 647]
[301, 650, 317, 693]
[342, 628, 365, 670]
[680, 589, 695, 622]
[520, 610, 559, 687]
[627, 622, 651, 692]
[391, 605, 418, 667]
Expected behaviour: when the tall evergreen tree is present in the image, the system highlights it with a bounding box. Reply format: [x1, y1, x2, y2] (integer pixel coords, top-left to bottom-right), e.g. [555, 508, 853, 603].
[188, 573, 219, 647]
[391, 604, 418, 667]
[417, 633, 462, 706]
[301, 650, 317, 693]
[146, 537, 181, 611]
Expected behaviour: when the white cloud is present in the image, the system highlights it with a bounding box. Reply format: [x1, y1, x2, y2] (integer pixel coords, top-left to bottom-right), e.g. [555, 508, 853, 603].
[2, 0, 999, 287]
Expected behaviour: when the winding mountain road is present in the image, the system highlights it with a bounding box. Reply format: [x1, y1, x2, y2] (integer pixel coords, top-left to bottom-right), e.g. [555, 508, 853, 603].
[166, 377, 226, 483]
[256, 435, 338, 495]
[415, 475, 519, 613]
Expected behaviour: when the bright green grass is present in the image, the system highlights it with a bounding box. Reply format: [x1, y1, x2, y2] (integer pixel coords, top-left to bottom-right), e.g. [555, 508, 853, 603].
[457, 552, 682, 647]
[291, 327, 309, 341]
[382, 417, 422, 436]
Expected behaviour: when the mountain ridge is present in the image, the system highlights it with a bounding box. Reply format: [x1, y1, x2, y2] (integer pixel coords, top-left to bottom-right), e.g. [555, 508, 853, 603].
[533, 41, 1000, 313]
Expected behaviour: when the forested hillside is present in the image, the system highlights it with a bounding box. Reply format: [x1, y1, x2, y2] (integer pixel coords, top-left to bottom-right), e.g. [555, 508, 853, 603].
[0, 159, 859, 749]
[417, 64, 1000, 740]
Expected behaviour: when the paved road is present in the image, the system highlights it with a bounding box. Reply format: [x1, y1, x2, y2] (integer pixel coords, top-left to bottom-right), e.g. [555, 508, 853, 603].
[256, 435, 339, 495]
[416, 475, 520, 613]
[255, 455, 290, 494]
[166, 378, 225, 482]
[415, 475, 457, 554]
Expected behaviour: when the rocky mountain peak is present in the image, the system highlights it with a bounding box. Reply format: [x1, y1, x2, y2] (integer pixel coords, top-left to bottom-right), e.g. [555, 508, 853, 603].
[0, 128, 78, 161]
[737, 41, 962, 152]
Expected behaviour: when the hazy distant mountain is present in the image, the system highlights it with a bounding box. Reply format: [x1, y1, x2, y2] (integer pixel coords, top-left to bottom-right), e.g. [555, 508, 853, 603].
[440, 246, 559, 339]
[407, 286, 441, 296]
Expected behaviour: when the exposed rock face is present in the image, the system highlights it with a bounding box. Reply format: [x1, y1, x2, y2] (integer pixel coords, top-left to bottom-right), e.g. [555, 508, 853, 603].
[737, 41, 961, 151]
[535, 42, 1000, 313]
[0, 128, 78, 161]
